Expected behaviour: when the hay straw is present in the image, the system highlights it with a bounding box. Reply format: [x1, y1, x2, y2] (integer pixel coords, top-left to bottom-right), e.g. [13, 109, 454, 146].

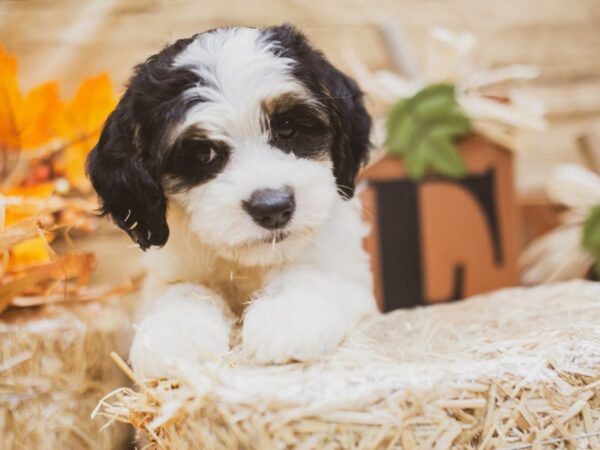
[98, 281, 600, 449]
[1, 300, 132, 450]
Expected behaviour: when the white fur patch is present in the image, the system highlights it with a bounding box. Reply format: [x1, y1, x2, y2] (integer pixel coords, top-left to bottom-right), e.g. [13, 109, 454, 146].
[242, 198, 377, 363]
[130, 283, 232, 378]
[174, 145, 337, 267]
[242, 285, 348, 363]
[172, 27, 306, 142]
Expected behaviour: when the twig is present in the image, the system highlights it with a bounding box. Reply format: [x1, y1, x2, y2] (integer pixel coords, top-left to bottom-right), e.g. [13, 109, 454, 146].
[110, 352, 160, 404]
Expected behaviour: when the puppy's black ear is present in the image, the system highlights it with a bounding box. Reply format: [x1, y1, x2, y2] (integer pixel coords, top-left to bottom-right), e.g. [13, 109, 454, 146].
[268, 24, 371, 199]
[86, 96, 169, 250]
[325, 68, 372, 199]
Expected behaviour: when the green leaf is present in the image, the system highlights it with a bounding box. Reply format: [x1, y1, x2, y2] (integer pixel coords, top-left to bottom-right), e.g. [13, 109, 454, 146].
[426, 136, 466, 179]
[427, 116, 471, 140]
[413, 84, 455, 104]
[387, 99, 409, 127]
[413, 84, 456, 121]
[404, 147, 427, 179]
[385, 82, 471, 180]
[387, 114, 414, 155]
[386, 100, 408, 152]
[582, 205, 600, 255]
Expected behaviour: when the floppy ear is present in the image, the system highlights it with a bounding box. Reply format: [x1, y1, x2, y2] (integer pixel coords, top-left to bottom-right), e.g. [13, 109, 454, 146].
[269, 24, 372, 199]
[86, 96, 169, 250]
[325, 67, 372, 199]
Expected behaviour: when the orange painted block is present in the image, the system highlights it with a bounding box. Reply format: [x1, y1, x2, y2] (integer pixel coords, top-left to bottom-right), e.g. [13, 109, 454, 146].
[359, 135, 520, 311]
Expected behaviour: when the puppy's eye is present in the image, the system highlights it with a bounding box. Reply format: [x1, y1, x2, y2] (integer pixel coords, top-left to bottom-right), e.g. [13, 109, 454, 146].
[191, 143, 217, 165]
[274, 120, 296, 140]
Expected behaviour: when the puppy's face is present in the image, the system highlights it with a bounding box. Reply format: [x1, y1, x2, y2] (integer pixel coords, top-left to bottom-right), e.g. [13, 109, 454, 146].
[87, 25, 371, 266]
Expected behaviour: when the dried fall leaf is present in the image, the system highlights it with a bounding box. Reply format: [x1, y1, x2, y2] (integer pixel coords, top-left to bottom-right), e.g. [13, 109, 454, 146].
[19, 82, 61, 150]
[0, 253, 96, 313]
[12, 273, 143, 308]
[0, 261, 56, 313]
[1, 185, 55, 270]
[0, 46, 61, 151]
[0, 217, 48, 251]
[0, 46, 20, 150]
[1, 192, 97, 244]
[2, 182, 54, 227]
[0, 49, 115, 310]
[4, 181, 55, 201]
[57, 73, 117, 189]
[7, 236, 51, 271]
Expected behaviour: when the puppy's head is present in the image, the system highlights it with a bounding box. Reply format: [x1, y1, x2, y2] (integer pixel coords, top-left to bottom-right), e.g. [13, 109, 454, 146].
[87, 25, 371, 266]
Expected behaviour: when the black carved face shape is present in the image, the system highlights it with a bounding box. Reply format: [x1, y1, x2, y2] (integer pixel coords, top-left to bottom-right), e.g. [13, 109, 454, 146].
[87, 25, 371, 261]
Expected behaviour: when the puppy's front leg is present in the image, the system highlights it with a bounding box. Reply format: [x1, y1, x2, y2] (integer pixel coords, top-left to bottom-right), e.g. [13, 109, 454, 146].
[130, 283, 232, 378]
[242, 265, 376, 364]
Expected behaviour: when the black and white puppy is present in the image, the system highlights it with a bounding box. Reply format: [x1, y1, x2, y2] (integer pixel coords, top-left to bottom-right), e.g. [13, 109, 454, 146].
[87, 24, 377, 377]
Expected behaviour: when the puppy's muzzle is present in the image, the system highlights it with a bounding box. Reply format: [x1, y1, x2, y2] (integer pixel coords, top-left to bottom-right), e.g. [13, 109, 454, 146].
[243, 186, 295, 230]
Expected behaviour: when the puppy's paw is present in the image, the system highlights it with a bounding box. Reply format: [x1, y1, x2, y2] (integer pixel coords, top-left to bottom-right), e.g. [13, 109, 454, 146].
[242, 293, 347, 364]
[130, 285, 231, 378]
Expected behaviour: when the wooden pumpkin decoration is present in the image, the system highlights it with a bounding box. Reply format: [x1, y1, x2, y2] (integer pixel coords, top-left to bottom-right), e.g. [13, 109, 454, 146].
[359, 84, 520, 311]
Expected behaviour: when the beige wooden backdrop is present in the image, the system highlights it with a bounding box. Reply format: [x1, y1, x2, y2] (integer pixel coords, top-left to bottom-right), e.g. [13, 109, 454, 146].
[1, 0, 599, 195]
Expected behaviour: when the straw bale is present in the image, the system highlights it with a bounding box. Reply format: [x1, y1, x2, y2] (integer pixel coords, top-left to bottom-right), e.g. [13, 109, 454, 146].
[1, 300, 132, 450]
[98, 281, 600, 449]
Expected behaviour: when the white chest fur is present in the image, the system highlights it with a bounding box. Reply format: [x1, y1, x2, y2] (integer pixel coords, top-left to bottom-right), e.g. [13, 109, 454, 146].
[131, 197, 377, 377]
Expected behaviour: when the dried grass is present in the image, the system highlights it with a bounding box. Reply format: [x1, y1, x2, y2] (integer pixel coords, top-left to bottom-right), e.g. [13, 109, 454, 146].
[1, 300, 132, 450]
[98, 281, 600, 449]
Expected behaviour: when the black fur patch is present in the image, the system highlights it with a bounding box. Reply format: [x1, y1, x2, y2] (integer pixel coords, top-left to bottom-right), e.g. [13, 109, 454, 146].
[264, 24, 372, 198]
[164, 129, 231, 192]
[266, 97, 332, 159]
[87, 35, 202, 249]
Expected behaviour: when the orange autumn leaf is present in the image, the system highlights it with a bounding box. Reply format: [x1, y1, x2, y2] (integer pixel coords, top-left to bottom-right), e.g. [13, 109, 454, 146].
[8, 236, 52, 270]
[0, 46, 61, 151]
[20, 83, 61, 149]
[2, 182, 55, 269]
[0, 217, 49, 251]
[0, 47, 19, 149]
[57, 73, 117, 189]
[2, 214, 53, 272]
[3, 181, 55, 225]
[4, 181, 55, 199]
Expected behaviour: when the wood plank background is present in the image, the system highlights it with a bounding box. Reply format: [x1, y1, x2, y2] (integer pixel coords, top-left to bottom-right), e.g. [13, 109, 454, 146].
[1, 0, 600, 194]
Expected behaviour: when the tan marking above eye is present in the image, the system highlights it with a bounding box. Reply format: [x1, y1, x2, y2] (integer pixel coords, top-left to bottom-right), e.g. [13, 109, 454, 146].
[182, 126, 210, 141]
[262, 92, 328, 123]
[261, 92, 307, 115]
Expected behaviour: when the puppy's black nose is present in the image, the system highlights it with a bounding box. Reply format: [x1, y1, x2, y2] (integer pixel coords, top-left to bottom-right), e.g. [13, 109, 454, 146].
[243, 187, 295, 230]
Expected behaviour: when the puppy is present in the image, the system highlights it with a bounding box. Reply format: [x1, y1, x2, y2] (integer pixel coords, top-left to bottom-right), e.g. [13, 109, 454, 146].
[87, 24, 377, 378]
